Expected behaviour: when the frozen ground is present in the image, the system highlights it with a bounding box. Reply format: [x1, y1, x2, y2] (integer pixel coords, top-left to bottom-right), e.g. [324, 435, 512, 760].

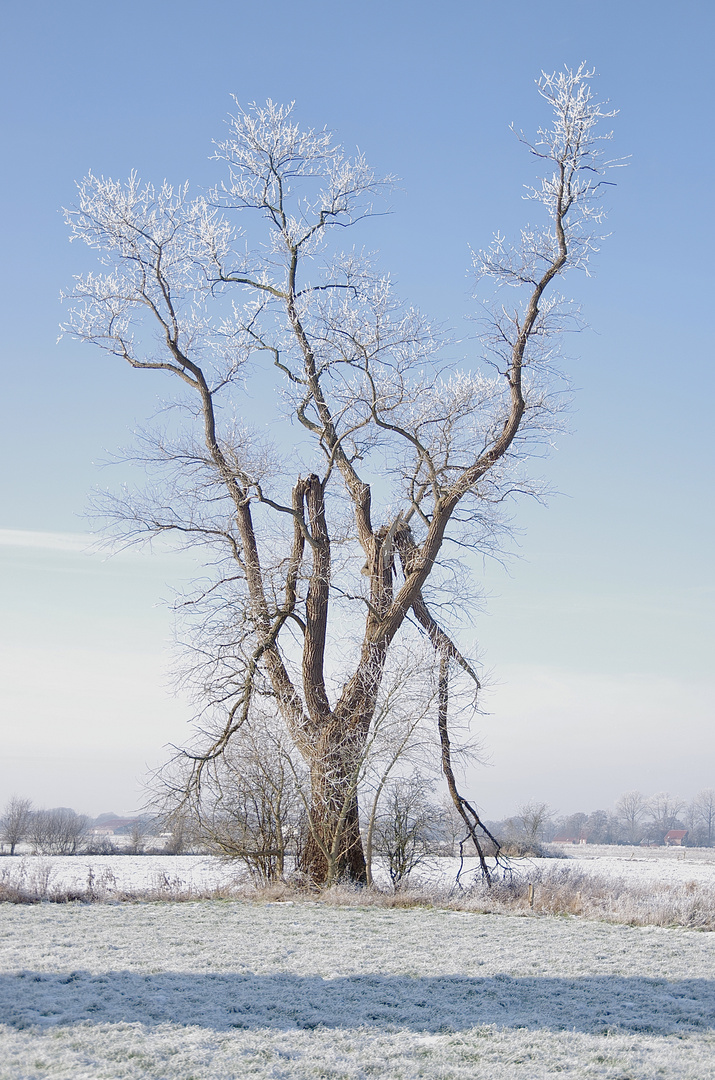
[2, 846, 715, 899]
[0, 855, 243, 899]
[540, 843, 715, 886]
[420, 846, 715, 891]
[1, 900, 714, 1079]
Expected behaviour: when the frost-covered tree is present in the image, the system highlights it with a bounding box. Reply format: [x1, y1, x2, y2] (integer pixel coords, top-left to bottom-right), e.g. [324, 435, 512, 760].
[374, 776, 441, 889]
[29, 808, 88, 856]
[1, 796, 33, 855]
[63, 66, 618, 884]
[182, 710, 306, 881]
[646, 792, 685, 842]
[510, 800, 553, 844]
[615, 790, 647, 844]
[691, 789, 715, 847]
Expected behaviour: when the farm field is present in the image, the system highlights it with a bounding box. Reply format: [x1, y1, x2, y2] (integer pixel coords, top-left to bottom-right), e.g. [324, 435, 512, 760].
[3, 846, 715, 899]
[2, 852, 715, 1080]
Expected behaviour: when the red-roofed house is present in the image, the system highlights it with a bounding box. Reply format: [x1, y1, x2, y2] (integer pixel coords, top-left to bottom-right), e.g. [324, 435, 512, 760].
[664, 829, 688, 846]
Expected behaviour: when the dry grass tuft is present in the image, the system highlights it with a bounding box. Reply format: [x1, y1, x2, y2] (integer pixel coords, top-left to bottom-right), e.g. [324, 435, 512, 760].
[453, 866, 715, 929]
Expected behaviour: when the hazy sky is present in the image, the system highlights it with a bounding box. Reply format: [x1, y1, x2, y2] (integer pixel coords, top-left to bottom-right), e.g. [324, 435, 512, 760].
[0, 0, 712, 818]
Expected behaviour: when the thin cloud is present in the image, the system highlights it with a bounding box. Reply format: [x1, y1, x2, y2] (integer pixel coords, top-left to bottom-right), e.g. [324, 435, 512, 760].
[0, 529, 91, 552]
[0, 528, 202, 562]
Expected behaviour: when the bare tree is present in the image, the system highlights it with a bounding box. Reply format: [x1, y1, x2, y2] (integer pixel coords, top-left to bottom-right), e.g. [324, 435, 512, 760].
[357, 647, 444, 885]
[583, 809, 617, 845]
[1, 796, 33, 855]
[646, 792, 685, 842]
[126, 819, 146, 855]
[179, 712, 305, 880]
[29, 808, 88, 855]
[63, 67, 619, 884]
[558, 811, 587, 840]
[373, 776, 441, 889]
[615, 790, 647, 844]
[691, 789, 715, 847]
[511, 800, 553, 845]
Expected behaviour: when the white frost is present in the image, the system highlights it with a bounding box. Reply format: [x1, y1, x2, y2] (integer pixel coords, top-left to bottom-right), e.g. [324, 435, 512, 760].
[1, 882, 714, 1078]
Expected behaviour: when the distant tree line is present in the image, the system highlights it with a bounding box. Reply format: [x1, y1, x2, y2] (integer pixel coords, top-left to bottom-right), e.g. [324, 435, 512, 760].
[2, 786, 712, 893]
[486, 789, 715, 852]
[0, 798, 163, 856]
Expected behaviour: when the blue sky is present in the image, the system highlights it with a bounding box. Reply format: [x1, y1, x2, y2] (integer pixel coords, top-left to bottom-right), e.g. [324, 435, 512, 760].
[0, 0, 712, 817]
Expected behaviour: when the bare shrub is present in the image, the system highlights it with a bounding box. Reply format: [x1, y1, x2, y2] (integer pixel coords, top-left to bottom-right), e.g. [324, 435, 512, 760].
[83, 835, 119, 855]
[29, 809, 88, 855]
[161, 716, 306, 880]
[373, 777, 441, 889]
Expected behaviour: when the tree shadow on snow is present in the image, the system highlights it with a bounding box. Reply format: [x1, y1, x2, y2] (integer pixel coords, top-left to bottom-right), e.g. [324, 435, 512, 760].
[2, 972, 714, 1035]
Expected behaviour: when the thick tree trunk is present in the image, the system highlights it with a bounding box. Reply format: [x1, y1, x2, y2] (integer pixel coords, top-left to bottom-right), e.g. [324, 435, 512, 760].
[300, 727, 368, 885]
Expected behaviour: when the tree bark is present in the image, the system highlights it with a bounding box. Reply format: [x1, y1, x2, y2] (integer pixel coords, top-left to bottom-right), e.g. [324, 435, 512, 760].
[301, 724, 367, 884]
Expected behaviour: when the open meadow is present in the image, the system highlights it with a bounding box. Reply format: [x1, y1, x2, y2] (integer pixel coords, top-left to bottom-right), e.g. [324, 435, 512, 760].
[1, 849, 714, 1078]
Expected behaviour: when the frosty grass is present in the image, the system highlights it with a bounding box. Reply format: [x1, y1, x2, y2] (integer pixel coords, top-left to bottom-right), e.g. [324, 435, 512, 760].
[4, 844, 715, 900]
[2, 861, 715, 1080]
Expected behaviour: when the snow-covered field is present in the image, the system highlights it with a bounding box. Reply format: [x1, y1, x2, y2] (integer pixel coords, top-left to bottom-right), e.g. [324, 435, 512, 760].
[0, 854, 243, 900]
[1, 851, 714, 1077]
[3, 845, 715, 898]
[543, 843, 715, 886]
[1, 899, 714, 1079]
[427, 845, 715, 891]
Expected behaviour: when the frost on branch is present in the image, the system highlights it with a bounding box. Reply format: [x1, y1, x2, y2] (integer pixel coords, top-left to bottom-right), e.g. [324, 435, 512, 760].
[476, 64, 621, 283]
[62, 174, 249, 384]
[213, 99, 394, 251]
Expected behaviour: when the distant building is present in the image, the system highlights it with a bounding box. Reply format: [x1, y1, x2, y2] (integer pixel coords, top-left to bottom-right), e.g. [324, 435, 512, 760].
[664, 829, 688, 846]
[552, 834, 587, 845]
